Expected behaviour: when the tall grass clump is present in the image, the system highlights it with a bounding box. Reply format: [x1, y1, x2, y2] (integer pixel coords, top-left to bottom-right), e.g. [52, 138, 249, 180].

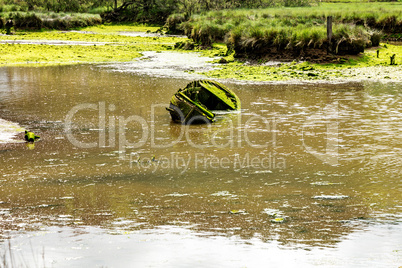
[332, 24, 370, 54]
[181, 19, 229, 46]
[39, 12, 102, 29]
[227, 23, 328, 57]
[165, 13, 186, 34]
[12, 12, 43, 29]
[0, 12, 102, 30]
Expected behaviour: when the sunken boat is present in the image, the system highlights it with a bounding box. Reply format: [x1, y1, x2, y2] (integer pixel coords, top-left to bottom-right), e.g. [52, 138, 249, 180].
[166, 80, 241, 124]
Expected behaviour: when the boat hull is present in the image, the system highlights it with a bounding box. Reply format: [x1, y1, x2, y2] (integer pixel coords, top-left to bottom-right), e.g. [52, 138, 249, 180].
[167, 80, 240, 124]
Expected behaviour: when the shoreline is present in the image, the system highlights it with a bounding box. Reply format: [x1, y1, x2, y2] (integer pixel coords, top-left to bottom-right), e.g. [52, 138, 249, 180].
[0, 25, 400, 82]
[205, 63, 402, 84]
[0, 118, 25, 144]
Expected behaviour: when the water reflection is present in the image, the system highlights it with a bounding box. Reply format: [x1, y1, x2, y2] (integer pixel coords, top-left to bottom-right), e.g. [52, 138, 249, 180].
[2, 223, 401, 267]
[0, 66, 401, 251]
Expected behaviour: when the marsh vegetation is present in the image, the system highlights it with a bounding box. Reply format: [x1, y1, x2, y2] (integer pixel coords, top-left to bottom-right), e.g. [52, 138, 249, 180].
[0, 0, 401, 78]
[0, 0, 401, 60]
[171, 2, 401, 59]
[0, 11, 102, 30]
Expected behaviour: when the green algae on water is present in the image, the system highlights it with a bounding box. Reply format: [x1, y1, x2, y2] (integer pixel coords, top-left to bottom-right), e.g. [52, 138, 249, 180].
[83, 23, 162, 34]
[0, 23, 187, 66]
[0, 43, 143, 65]
[0, 30, 185, 44]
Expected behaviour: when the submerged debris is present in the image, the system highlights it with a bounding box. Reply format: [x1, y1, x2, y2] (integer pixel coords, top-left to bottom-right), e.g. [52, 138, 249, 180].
[166, 80, 241, 124]
[24, 130, 40, 142]
[271, 217, 285, 223]
[229, 209, 247, 214]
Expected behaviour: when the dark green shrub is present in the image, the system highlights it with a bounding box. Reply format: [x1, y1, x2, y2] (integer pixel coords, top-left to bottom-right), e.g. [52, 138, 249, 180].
[54, 18, 69, 29]
[9, 12, 42, 29]
[0, 17, 5, 28]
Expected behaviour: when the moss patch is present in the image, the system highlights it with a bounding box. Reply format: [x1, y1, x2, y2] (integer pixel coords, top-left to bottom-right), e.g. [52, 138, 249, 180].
[0, 23, 401, 82]
[200, 43, 402, 82]
[0, 24, 186, 66]
[83, 23, 162, 34]
[0, 30, 184, 44]
[0, 43, 143, 65]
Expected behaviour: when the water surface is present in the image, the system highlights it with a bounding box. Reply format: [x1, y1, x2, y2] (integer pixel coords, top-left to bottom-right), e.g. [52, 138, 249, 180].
[0, 64, 401, 266]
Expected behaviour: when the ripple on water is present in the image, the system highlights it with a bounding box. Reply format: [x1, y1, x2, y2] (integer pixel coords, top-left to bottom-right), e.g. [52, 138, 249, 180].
[312, 195, 349, 200]
[211, 191, 238, 198]
[165, 192, 190, 197]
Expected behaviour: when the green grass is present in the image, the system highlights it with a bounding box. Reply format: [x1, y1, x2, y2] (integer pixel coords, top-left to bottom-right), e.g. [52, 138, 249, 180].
[199, 2, 402, 22]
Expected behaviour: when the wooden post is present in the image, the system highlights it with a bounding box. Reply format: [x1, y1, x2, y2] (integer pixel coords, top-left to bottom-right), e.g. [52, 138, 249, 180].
[390, 54, 396, 65]
[327, 16, 333, 54]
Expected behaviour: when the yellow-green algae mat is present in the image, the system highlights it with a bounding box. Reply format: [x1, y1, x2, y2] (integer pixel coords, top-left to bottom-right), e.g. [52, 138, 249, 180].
[0, 24, 401, 82]
[0, 25, 187, 66]
[203, 43, 402, 82]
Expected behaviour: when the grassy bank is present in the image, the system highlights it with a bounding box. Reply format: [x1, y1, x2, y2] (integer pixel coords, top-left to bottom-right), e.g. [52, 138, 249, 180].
[0, 23, 400, 83]
[198, 43, 402, 82]
[172, 2, 402, 59]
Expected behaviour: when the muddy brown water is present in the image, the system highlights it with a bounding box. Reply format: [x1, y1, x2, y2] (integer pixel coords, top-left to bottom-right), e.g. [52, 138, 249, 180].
[0, 63, 401, 267]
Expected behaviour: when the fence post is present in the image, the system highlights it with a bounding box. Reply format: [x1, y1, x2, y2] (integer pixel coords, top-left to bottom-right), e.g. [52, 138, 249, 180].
[327, 16, 333, 54]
